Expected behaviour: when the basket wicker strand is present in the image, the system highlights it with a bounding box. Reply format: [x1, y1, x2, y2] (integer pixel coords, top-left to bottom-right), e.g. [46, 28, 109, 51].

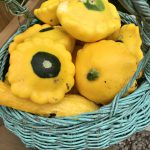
[0, 0, 150, 149]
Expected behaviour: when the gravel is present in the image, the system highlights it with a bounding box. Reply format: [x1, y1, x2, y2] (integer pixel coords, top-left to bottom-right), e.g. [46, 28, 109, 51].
[106, 131, 150, 150]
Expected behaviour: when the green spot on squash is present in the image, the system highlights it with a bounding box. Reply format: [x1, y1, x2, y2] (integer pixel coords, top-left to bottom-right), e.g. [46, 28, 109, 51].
[39, 27, 54, 32]
[87, 68, 100, 81]
[31, 52, 61, 78]
[116, 39, 123, 43]
[83, 0, 105, 11]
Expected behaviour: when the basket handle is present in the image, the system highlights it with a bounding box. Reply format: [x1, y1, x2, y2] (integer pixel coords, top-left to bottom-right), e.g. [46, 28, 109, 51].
[0, 107, 2, 118]
[0, 0, 34, 27]
[118, 0, 150, 54]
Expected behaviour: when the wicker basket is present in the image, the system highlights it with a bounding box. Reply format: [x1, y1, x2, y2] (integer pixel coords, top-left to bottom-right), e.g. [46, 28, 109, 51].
[0, 0, 150, 149]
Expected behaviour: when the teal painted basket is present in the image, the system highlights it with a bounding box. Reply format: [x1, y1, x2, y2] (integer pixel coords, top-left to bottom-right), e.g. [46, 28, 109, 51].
[0, 0, 150, 149]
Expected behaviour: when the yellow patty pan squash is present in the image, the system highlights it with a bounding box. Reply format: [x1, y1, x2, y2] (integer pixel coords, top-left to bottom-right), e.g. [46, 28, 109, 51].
[107, 24, 143, 64]
[34, 0, 61, 25]
[57, 0, 121, 42]
[0, 81, 99, 116]
[9, 24, 50, 53]
[8, 38, 75, 104]
[75, 40, 137, 104]
[28, 26, 75, 53]
[9, 24, 75, 53]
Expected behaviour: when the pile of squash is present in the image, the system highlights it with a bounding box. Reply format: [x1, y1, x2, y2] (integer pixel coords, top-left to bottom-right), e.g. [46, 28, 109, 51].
[0, 0, 143, 117]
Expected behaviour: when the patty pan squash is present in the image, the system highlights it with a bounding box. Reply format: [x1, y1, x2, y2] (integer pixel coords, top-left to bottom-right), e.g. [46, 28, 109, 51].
[8, 38, 75, 104]
[9, 24, 50, 53]
[29, 26, 75, 53]
[75, 40, 137, 104]
[0, 81, 99, 117]
[9, 24, 75, 53]
[34, 0, 60, 25]
[108, 24, 143, 64]
[57, 0, 121, 42]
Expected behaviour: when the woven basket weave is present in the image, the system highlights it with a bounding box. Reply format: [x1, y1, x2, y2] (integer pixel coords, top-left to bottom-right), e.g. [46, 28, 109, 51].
[0, 0, 150, 149]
